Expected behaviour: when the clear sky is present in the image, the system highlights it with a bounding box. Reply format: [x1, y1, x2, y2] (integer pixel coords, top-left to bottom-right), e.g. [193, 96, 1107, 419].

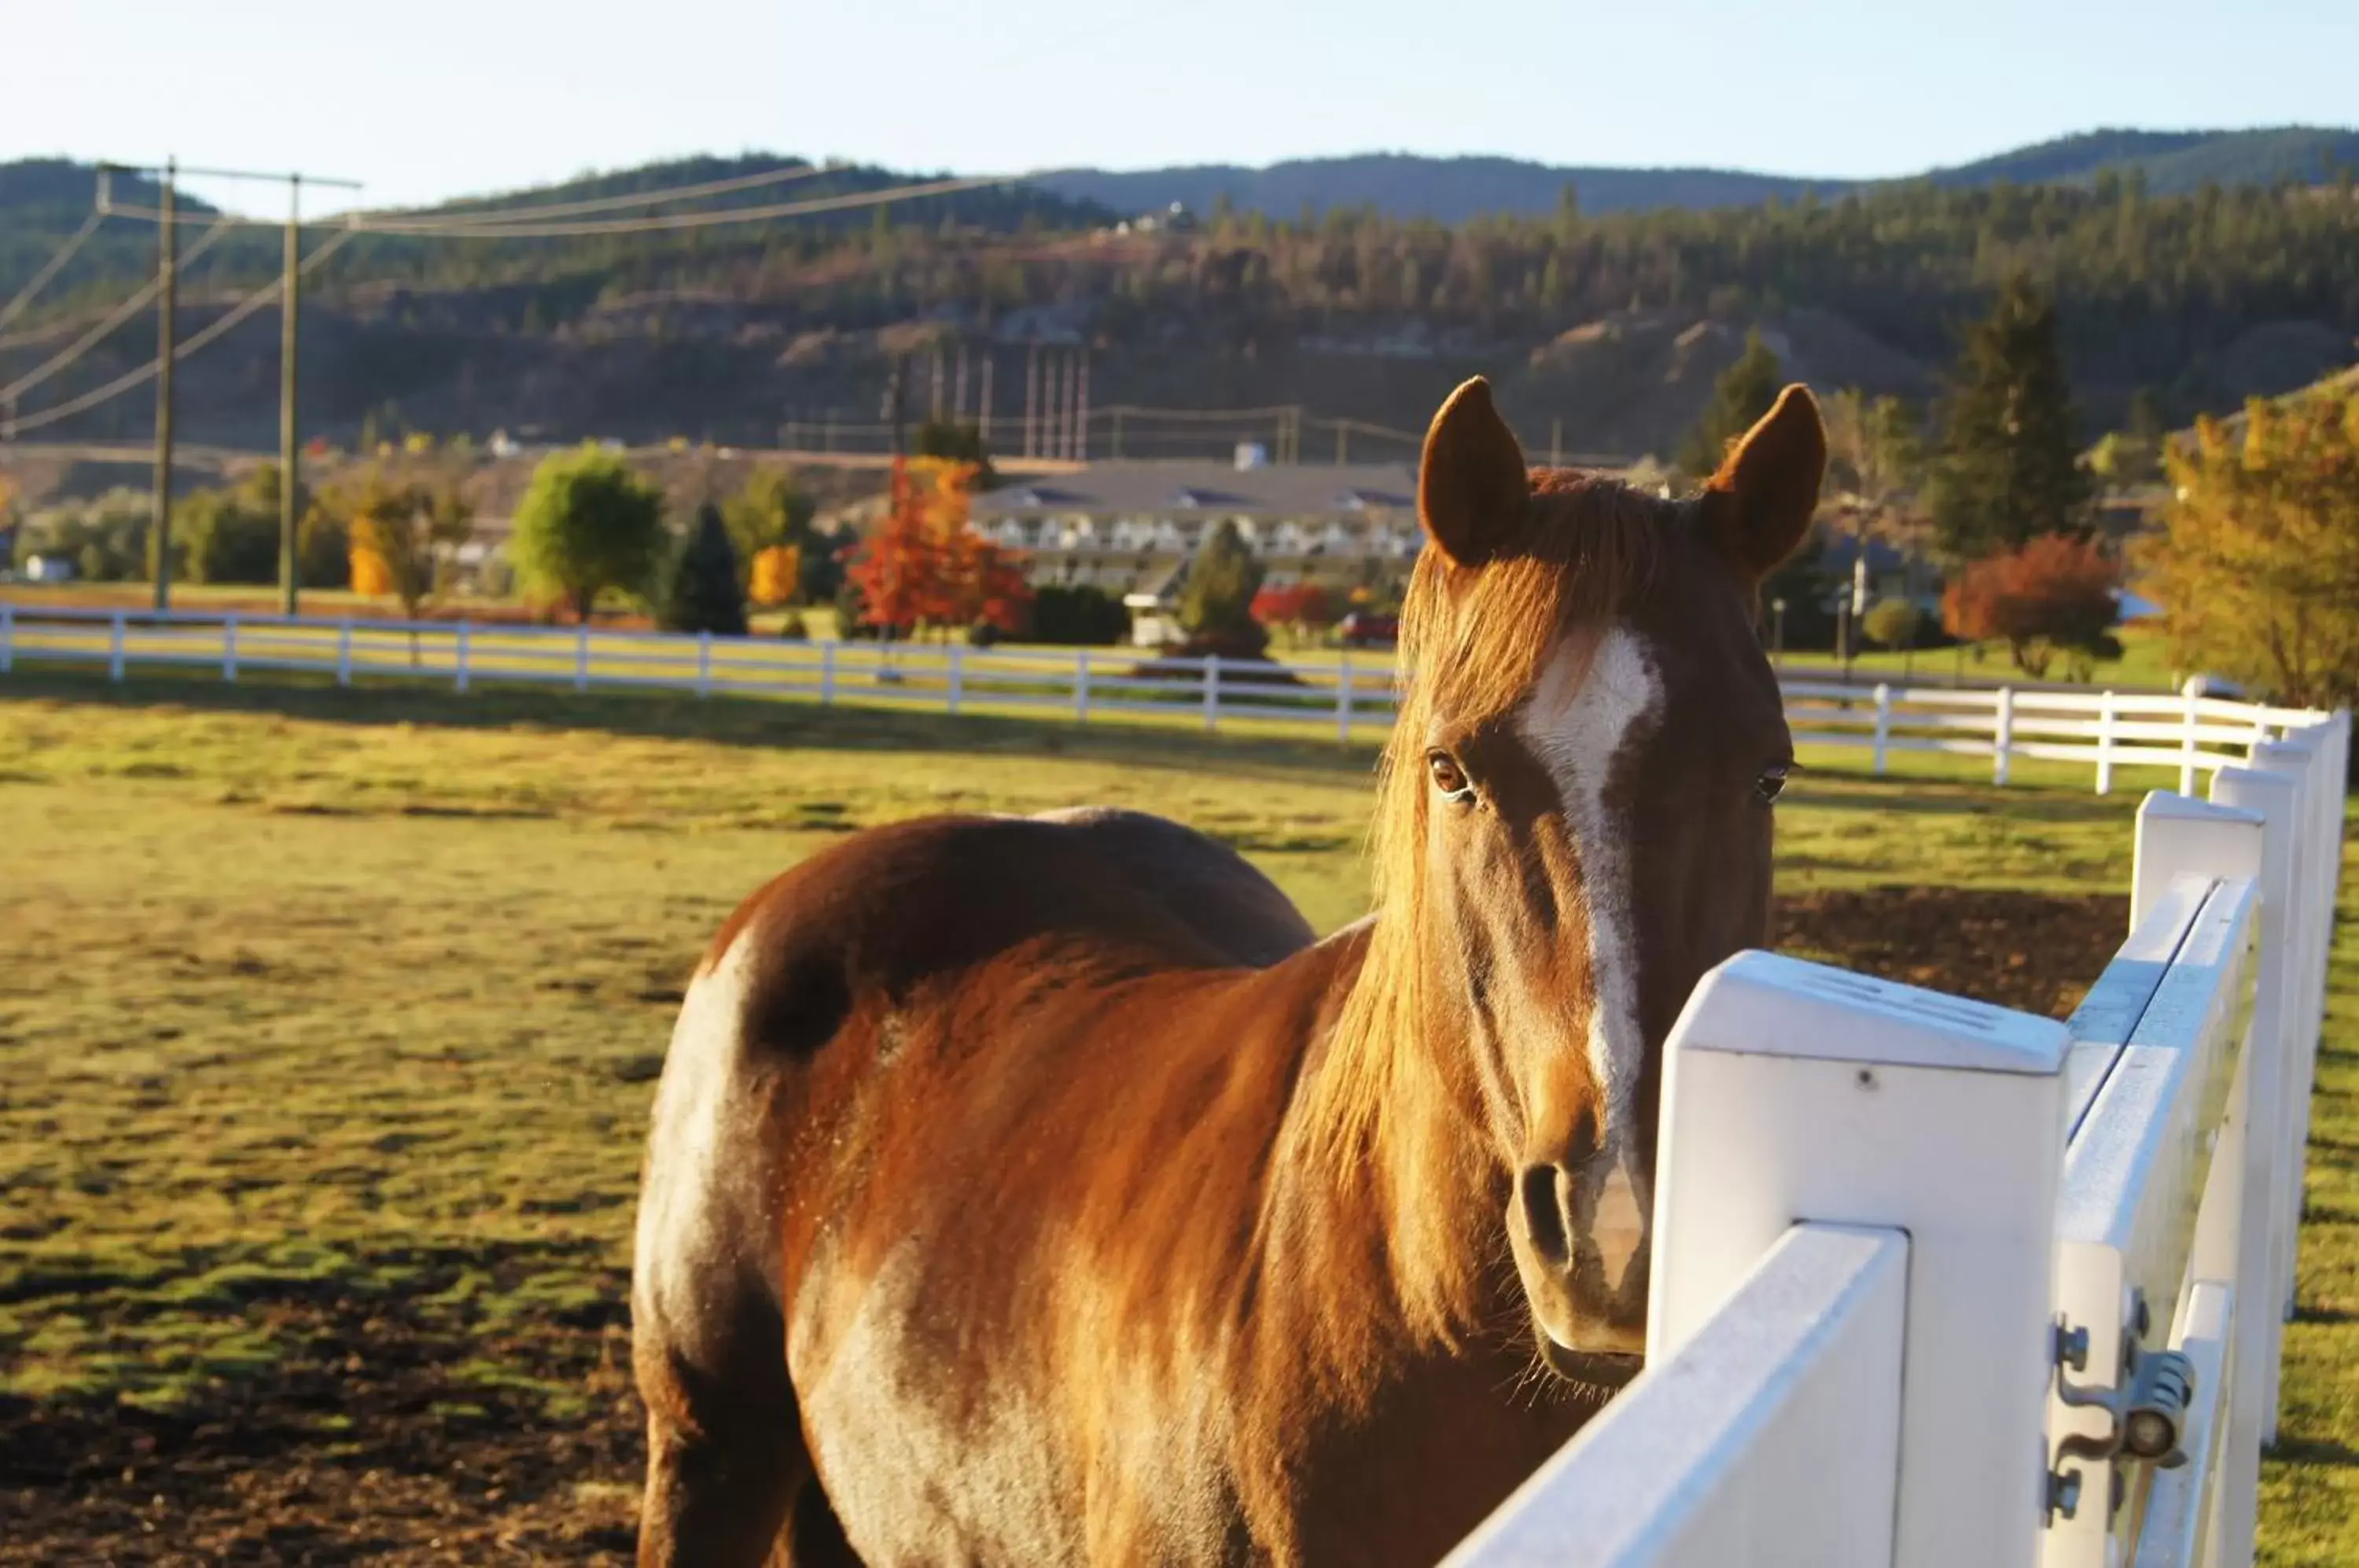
[11, 0, 2356, 216]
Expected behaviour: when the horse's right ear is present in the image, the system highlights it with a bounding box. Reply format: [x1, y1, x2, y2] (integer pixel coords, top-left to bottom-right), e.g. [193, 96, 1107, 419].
[1419, 377, 1529, 568]
[1707, 385, 1826, 582]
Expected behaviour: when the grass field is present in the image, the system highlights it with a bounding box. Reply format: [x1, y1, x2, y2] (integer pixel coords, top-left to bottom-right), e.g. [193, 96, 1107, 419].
[0, 669, 2350, 1562]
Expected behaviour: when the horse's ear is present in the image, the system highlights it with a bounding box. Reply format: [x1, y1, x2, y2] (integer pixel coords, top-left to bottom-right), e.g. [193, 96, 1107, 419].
[1419, 377, 1529, 568]
[1708, 385, 1826, 581]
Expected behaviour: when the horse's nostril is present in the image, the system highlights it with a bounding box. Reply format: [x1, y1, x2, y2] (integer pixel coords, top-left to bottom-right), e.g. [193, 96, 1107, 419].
[1518, 1164, 1570, 1268]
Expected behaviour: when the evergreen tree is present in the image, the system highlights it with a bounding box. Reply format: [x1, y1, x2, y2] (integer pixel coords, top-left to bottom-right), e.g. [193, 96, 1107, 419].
[1179, 520, 1269, 657]
[1678, 329, 1782, 477]
[1930, 276, 2093, 561]
[661, 504, 749, 636]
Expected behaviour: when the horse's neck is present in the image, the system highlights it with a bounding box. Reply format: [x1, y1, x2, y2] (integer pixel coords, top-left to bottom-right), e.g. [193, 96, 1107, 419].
[1260, 924, 1503, 1375]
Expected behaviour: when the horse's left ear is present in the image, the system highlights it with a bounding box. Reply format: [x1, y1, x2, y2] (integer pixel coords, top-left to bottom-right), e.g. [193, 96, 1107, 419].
[1419, 377, 1529, 568]
[1708, 385, 1826, 581]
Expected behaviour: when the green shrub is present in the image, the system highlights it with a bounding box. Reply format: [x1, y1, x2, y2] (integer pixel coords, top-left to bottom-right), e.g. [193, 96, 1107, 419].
[1029, 583, 1129, 645]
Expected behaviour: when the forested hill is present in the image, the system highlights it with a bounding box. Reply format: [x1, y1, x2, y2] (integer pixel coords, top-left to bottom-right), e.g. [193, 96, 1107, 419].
[2, 140, 2355, 460]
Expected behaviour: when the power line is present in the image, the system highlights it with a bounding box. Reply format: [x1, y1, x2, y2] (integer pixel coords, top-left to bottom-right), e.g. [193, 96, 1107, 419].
[0, 211, 108, 334]
[6, 227, 355, 436]
[101, 171, 1021, 240]
[0, 216, 234, 403]
[396, 160, 832, 227]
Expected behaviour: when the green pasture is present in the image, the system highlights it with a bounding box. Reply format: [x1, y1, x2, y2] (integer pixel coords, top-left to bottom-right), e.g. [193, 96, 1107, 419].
[0, 670, 2350, 1561]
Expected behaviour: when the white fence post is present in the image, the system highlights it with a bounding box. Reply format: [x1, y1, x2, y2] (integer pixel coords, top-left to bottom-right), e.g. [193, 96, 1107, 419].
[1338, 657, 1356, 742]
[1871, 682, 1892, 775]
[2189, 773, 2299, 1548]
[1203, 653, 1221, 732]
[1075, 649, 1091, 723]
[109, 611, 126, 681]
[1648, 952, 2071, 1567]
[336, 618, 353, 686]
[455, 623, 471, 693]
[221, 613, 239, 683]
[694, 631, 712, 698]
[1993, 685, 2015, 786]
[820, 640, 837, 705]
[2095, 690, 2114, 796]
[948, 643, 965, 716]
[575, 623, 591, 693]
[2180, 677, 2203, 795]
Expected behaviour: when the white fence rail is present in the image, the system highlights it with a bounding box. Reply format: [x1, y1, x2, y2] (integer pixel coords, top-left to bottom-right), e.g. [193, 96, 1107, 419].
[1444, 710, 2350, 1568]
[0, 605, 2327, 794]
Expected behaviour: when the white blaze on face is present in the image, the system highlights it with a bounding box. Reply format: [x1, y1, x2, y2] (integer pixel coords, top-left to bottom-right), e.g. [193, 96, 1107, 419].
[1512, 624, 1664, 1141]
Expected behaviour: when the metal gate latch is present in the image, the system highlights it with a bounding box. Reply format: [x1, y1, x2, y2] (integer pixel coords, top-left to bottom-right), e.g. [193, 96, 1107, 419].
[2056, 1335, 2197, 1470]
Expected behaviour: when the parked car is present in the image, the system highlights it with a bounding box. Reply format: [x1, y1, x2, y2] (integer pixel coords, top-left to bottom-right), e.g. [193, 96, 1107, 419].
[1338, 611, 1398, 649]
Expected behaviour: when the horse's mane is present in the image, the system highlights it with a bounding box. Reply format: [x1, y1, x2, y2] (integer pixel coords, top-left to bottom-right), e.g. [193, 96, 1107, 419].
[1309, 471, 1680, 1187]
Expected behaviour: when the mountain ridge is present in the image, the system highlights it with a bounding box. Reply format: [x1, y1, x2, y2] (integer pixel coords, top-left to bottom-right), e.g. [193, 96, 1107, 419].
[1034, 126, 2359, 223]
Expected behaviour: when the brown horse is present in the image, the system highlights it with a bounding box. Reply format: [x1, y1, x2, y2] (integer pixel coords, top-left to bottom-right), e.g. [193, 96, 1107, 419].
[631, 377, 1825, 1566]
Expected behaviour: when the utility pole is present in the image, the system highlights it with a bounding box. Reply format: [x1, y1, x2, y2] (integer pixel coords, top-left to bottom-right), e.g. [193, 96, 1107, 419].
[153, 158, 177, 612]
[1023, 343, 1040, 458]
[1074, 351, 1090, 462]
[103, 161, 359, 617]
[977, 355, 993, 453]
[279, 175, 301, 615]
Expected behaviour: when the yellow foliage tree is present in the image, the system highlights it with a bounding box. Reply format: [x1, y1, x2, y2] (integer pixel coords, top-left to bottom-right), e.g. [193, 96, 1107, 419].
[749, 543, 802, 606]
[2140, 391, 2359, 709]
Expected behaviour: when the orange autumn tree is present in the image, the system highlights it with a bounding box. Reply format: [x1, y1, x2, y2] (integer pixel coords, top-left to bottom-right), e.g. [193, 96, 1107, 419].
[2140, 389, 2359, 710]
[1941, 532, 2121, 680]
[749, 543, 802, 607]
[846, 458, 1031, 639]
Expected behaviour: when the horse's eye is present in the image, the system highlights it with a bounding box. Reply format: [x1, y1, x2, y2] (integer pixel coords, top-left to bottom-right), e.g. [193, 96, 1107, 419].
[1754, 764, 1790, 804]
[1428, 752, 1474, 801]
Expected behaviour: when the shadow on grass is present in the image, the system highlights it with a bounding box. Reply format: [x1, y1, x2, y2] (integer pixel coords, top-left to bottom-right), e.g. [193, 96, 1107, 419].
[2266, 1434, 2359, 1468]
[1, 664, 1386, 785]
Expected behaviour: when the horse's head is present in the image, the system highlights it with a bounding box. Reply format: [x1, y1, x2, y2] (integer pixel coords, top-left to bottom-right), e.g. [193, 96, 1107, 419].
[1389, 377, 1823, 1386]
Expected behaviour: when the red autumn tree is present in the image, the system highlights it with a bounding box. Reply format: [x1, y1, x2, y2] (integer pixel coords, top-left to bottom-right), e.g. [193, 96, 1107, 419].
[1941, 532, 2121, 679]
[1249, 581, 1341, 645]
[846, 458, 1031, 638]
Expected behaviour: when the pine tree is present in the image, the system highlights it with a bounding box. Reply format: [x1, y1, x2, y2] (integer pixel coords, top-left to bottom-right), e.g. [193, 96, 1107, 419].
[1180, 520, 1267, 652]
[661, 504, 749, 636]
[1930, 276, 2093, 561]
[1678, 329, 1782, 477]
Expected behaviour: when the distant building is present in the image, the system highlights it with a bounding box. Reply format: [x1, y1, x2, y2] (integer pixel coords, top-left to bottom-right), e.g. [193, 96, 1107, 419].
[970, 455, 1423, 607]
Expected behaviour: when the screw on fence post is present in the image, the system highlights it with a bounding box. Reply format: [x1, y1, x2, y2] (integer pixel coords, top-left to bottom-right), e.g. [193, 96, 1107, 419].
[1993, 685, 2014, 786]
[337, 618, 352, 686]
[575, 623, 591, 693]
[109, 610, 126, 681]
[696, 631, 712, 699]
[1075, 648, 1091, 723]
[223, 613, 239, 683]
[1871, 682, 1892, 775]
[820, 639, 837, 705]
[1337, 654, 1355, 743]
[2095, 690, 2114, 796]
[455, 622, 471, 693]
[1203, 653, 1222, 732]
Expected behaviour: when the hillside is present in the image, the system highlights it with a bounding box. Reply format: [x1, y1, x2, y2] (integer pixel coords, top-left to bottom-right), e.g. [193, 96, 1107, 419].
[3, 135, 2356, 468]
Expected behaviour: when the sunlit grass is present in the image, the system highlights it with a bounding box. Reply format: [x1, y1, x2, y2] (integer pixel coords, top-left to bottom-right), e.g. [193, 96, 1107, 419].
[0, 669, 2347, 1560]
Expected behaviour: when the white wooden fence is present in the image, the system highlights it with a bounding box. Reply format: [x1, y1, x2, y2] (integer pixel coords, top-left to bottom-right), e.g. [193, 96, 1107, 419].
[0, 605, 2323, 795]
[1444, 709, 2350, 1568]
